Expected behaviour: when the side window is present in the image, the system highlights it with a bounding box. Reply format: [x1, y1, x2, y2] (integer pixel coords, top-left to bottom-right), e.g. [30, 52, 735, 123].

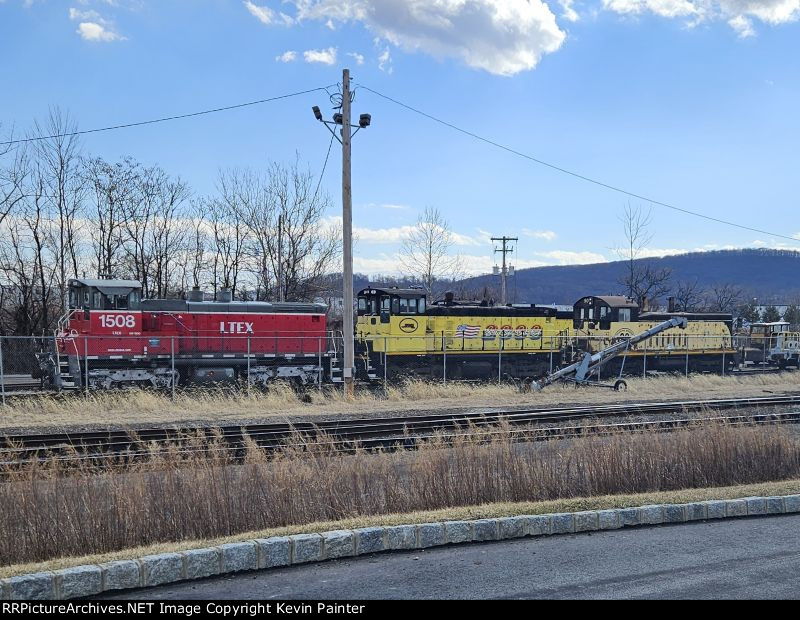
[93, 292, 102, 309]
[357, 298, 367, 314]
[418, 298, 426, 313]
[391, 297, 400, 314]
[399, 298, 409, 314]
[619, 309, 631, 322]
[84, 291, 90, 306]
[117, 295, 128, 310]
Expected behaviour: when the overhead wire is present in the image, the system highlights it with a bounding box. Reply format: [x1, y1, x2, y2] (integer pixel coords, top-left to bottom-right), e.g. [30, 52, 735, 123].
[356, 83, 799, 244]
[0, 85, 335, 147]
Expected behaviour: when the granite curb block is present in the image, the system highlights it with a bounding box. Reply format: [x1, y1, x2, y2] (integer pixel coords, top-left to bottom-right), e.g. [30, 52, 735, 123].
[4, 493, 799, 600]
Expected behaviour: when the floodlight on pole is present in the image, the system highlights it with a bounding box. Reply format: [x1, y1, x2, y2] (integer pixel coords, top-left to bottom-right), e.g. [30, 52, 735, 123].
[311, 70, 372, 398]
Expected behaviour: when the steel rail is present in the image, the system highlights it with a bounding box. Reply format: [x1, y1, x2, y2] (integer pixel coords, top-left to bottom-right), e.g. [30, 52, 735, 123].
[2, 394, 800, 461]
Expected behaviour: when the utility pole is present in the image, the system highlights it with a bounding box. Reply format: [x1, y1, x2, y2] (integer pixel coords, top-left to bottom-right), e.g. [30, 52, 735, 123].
[341, 69, 354, 397]
[492, 236, 517, 305]
[277, 213, 284, 302]
[311, 70, 372, 398]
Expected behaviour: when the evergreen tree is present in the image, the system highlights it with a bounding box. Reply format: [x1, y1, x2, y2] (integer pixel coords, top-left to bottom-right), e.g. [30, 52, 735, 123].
[762, 305, 782, 322]
[782, 304, 800, 326]
[738, 302, 761, 323]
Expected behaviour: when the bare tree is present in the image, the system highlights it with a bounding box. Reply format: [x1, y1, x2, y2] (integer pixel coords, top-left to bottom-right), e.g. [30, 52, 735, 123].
[85, 157, 139, 279]
[615, 203, 671, 305]
[205, 191, 249, 299]
[231, 159, 341, 302]
[673, 279, 705, 312]
[31, 108, 84, 312]
[707, 283, 742, 313]
[399, 206, 462, 299]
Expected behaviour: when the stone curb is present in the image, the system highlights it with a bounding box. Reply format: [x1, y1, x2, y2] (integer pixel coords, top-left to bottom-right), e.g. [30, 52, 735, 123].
[3, 493, 798, 600]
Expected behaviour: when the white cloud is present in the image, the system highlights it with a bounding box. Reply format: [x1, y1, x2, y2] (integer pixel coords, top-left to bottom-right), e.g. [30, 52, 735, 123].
[303, 46, 337, 64]
[534, 250, 607, 265]
[286, 0, 566, 76]
[728, 14, 755, 35]
[523, 229, 558, 241]
[603, 0, 800, 35]
[377, 45, 393, 73]
[76, 21, 125, 41]
[243, 1, 274, 24]
[69, 6, 125, 41]
[276, 50, 298, 63]
[560, 0, 580, 21]
[244, 1, 295, 26]
[347, 51, 365, 65]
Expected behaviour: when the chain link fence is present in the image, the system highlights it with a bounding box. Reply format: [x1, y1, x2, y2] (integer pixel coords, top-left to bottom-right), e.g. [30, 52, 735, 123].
[0, 330, 795, 403]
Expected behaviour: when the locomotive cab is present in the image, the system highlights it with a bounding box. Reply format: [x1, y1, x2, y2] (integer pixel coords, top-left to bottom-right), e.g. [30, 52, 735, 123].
[573, 296, 639, 330]
[68, 278, 142, 312]
[357, 287, 427, 325]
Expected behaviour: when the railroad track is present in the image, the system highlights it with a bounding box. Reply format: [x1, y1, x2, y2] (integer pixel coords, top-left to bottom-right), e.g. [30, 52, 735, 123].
[3, 394, 800, 466]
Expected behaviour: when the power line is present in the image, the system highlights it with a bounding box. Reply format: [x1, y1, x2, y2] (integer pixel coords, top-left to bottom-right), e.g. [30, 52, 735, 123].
[0, 86, 334, 147]
[357, 83, 800, 244]
[313, 131, 336, 202]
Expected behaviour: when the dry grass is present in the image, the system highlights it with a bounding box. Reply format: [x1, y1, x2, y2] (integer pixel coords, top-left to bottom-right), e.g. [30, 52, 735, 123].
[2, 419, 800, 569]
[2, 372, 799, 430]
[5, 477, 800, 579]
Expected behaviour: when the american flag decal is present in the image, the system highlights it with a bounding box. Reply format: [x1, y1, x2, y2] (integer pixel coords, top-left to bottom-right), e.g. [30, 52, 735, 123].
[456, 324, 481, 338]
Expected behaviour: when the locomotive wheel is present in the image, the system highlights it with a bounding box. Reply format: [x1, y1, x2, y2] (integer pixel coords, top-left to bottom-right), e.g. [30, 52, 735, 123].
[613, 379, 627, 392]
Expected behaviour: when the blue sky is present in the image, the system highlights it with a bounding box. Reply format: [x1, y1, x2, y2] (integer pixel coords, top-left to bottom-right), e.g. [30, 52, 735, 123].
[1, 0, 799, 276]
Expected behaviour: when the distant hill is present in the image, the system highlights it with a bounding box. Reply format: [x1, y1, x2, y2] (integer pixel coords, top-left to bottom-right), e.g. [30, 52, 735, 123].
[456, 249, 800, 305]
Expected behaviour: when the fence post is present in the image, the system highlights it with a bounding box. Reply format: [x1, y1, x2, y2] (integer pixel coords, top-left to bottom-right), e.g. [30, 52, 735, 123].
[318, 337, 323, 391]
[498, 339, 502, 384]
[643, 341, 647, 378]
[383, 336, 388, 391]
[170, 336, 176, 400]
[549, 336, 553, 374]
[722, 347, 726, 376]
[0, 338, 5, 407]
[443, 330, 447, 385]
[84, 336, 89, 396]
[685, 344, 689, 378]
[247, 336, 251, 397]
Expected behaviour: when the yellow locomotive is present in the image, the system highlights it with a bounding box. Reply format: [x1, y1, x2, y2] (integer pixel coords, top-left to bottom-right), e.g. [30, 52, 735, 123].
[356, 287, 572, 379]
[573, 296, 737, 373]
[355, 287, 738, 381]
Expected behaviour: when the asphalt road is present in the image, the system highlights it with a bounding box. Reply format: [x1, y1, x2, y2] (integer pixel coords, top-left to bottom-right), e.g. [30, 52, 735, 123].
[102, 514, 800, 600]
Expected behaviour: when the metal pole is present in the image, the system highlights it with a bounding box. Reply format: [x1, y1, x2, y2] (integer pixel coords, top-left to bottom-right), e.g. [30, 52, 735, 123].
[685, 343, 689, 378]
[643, 341, 647, 378]
[341, 68, 355, 398]
[442, 331, 447, 385]
[0, 338, 5, 407]
[383, 336, 387, 391]
[318, 337, 323, 391]
[84, 336, 89, 396]
[549, 336, 553, 374]
[722, 348, 726, 376]
[498, 339, 502, 384]
[247, 336, 251, 396]
[171, 336, 175, 400]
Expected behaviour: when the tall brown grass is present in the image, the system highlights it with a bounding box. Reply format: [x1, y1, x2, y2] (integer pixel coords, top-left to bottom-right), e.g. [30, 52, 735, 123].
[3, 372, 799, 430]
[2, 420, 800, 566]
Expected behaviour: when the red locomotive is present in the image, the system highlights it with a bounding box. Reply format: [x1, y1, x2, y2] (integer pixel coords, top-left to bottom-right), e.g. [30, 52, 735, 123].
[41, 278, 332, 389]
